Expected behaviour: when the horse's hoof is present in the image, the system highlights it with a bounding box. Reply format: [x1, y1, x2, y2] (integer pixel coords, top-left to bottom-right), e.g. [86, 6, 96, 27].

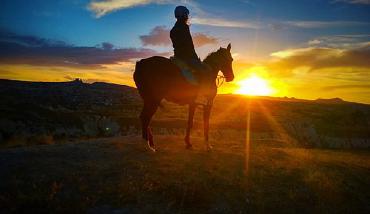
[206, 145, 213, 152]
[185, 144, 193, 150]
[147, 141, 157, 152]
[148, 145, 157, 152]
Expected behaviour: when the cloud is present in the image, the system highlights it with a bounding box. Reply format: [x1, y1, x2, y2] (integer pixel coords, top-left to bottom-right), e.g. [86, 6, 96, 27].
[140, 26, 171, 46]
[321, 84, 370, 91]
[191, 17, 260, 29]
[333, 0, 370, 5]
[193, 33, 218, 47]
[139, 26, 218, 47]
[87, 0, 259, 30]
[308, 39, 321, 45]
[88, 0, 172, 18]
[88, 0, 260, 30]
[306, 34, 370, 49]
[0, 31, 164, 68]
[270, 21, 369, 30]
[0, 29, 68, 47]
[268, 43, 370, 76]
[101, 42, 114, 50]
[277, 45, 370, 69]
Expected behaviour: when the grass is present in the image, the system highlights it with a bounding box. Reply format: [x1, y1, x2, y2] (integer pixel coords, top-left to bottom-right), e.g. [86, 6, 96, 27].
[1, 96, 369, 213]
[1, 134, 369, 213]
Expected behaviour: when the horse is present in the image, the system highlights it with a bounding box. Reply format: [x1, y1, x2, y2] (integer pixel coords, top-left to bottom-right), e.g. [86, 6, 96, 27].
[133, 43, 234, 151]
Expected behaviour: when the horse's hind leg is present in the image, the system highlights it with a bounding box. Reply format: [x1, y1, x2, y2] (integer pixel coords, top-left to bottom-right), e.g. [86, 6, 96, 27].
[185, 103, 196, 149]
[140, 100, 159, 151]
[203, 104, 213, 151]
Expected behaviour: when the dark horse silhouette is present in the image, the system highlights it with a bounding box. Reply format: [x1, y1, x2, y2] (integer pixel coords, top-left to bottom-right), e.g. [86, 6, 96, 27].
[134, 44, 234, 151]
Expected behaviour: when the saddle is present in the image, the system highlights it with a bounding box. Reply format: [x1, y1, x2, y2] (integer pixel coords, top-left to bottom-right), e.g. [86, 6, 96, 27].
[170, 57, 199, 85]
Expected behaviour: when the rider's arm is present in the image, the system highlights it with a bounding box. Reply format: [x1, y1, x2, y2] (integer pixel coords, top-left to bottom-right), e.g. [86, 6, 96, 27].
[183, 25, 199, 60]
[170, 24, 199, 60]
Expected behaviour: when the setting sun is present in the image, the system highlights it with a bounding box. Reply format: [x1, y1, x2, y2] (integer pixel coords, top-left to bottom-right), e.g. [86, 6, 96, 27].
[236, 75, 273, 96]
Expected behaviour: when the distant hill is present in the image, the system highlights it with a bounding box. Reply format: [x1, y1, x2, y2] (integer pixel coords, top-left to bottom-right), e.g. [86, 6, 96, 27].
[0, 78, 140, 109]
[315, 97, 345, 104]
[0, 79, 369, 149]
[218, 94, 356, 105]
[0, 79, 141, 145]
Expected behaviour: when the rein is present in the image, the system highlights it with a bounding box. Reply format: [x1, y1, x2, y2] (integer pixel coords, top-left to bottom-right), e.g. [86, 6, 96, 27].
[216, 75, 225, 88]
[203, 61, 226, 88]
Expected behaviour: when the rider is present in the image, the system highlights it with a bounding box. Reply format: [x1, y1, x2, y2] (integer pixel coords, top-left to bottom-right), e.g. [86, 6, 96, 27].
[170, 5, 209, 105]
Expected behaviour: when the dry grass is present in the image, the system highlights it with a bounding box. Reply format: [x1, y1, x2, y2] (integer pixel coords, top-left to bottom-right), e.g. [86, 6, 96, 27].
[1, 96, 369, 213]
[0, 134, 369, 213]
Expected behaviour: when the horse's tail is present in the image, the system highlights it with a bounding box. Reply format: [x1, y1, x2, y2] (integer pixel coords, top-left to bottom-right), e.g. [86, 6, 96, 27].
[133, 60, 144, 97]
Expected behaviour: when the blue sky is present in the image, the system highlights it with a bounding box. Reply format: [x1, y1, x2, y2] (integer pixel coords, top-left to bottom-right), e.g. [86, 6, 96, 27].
[0, 0, 370, 103]
[1, 0, 369, 53]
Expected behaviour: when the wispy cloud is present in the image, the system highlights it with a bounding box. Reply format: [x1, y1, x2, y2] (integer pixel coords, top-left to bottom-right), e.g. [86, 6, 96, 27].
[88, 1, 368, 31]
[191, 17, 260, 29]
[271, 21, 369, 30]
[269, 43, 370, 77]
[139, 26, 218, 47]
[87, 0, 261, 29]
[333, 0, 370, 5]
[88, 0, 172, 18]
[321, 84, 370, 91]
[191, 18, 368, 30]
[307, 34, 370, 49]
[0, 30, 164, 68]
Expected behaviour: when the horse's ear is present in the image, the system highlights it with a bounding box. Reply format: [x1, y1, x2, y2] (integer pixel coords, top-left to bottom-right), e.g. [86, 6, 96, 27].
[227, 43, 231, 51]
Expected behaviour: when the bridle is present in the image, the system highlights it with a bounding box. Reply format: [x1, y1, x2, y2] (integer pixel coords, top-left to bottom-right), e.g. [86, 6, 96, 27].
[204, 51, 232, 88]
[216, 75, 226, 88]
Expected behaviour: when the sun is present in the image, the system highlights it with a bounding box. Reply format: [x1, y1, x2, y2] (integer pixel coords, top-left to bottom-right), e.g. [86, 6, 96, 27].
[236, 75, 273, 96]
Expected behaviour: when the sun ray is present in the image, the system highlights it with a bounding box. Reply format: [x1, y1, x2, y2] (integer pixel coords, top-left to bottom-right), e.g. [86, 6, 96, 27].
[257, 100, 297, 145]
[245, 98, 251, 180]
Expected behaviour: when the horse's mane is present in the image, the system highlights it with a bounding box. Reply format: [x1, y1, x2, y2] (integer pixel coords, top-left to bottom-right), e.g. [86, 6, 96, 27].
[203, 49, 228, 71]
[203, 49, 221, 64]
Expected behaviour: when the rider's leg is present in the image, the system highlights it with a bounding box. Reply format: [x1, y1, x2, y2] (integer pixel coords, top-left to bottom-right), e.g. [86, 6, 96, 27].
[183, 58, 210, 105]
[194, 72, 211, 105]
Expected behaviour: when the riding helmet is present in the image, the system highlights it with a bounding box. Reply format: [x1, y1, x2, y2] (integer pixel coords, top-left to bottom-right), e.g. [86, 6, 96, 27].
[174, 6, 189, 19]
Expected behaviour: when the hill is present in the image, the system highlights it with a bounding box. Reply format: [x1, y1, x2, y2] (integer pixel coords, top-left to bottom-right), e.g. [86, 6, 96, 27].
[0, 79, 369, 149]
[0, 79, 140, 145]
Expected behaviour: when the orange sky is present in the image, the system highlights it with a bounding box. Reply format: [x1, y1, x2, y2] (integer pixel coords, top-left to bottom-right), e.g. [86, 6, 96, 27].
[1, 43, 369, 104]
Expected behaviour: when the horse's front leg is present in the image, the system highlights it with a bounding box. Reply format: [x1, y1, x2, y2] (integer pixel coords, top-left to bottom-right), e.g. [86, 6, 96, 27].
[185, 103, 196, 149]
[203, 104, 213, 151]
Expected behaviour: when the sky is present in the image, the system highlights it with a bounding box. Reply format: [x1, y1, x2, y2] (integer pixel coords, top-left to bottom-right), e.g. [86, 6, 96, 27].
[0, 0, 369, 103]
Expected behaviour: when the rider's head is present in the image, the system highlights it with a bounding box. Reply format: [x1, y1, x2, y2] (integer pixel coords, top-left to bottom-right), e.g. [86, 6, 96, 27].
[174, 6, 189, 22]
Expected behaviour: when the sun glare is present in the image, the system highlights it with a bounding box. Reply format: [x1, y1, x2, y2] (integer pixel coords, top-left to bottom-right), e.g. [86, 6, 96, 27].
[236, 75, 273, 96]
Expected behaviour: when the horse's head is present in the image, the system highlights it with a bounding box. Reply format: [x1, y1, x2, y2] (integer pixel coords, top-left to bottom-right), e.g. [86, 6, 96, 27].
[216, 43, 234, 82]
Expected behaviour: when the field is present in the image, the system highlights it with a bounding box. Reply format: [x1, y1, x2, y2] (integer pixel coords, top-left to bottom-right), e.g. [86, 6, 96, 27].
[1, 135, 369, 213]
[1, 90, 370, 213]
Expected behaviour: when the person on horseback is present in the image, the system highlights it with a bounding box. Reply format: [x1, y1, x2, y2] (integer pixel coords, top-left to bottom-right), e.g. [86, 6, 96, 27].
[170, 5, 210, 105]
